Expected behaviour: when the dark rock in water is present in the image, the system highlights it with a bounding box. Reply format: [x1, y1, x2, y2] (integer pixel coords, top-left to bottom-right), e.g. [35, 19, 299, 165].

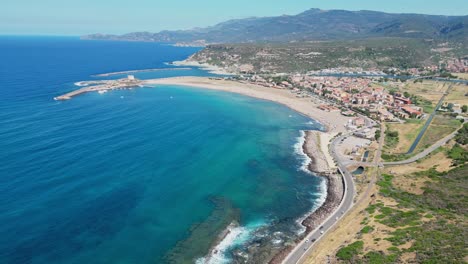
[163, 196, 240, 264]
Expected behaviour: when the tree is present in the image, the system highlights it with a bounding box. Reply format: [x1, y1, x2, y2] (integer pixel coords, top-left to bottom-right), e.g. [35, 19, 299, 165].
[455, 123, 468, 145]
[462, 105, 467, 113]
[447, 103, 454, 111]
[375, 130, 381, 141]
[403, 91, 410, 98]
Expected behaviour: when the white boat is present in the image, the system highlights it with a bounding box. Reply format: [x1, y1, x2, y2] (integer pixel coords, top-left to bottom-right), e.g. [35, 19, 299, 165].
[98, 90, 108, 94]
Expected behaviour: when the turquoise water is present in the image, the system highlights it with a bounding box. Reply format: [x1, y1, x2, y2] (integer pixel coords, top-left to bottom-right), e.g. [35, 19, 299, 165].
[0, 37, 324, 263]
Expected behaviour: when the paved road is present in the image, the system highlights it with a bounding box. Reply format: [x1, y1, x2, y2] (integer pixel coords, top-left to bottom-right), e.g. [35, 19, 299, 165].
[384, 129, 459, 166]
[283, 121, 384, 264]
[282, 132, 357, 264]
[406, 85, 452, 154]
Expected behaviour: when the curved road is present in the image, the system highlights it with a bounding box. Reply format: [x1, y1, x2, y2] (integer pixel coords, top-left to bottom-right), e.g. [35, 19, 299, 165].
[282, 132, 356, 264]
[283, 122, 385, 264]
[384, 128, 459, 166]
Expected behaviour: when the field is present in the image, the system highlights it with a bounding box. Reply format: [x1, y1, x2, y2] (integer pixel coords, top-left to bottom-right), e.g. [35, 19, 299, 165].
[400, 80, 447, 104]
[387, 147, 452, 176]
[382, 80, 464, 160]
[384, 120, 424, 155]
[414, 114, 462, 153]
[453, 73, 468, 80]
[444, 83, 468, 106]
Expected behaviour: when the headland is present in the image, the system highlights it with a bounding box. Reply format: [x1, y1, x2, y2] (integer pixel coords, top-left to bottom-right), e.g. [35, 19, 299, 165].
[92, 67, 192, 77]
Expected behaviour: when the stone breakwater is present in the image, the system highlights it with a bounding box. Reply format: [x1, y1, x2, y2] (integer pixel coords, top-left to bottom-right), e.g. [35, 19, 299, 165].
[54, 78, 142, 100]
[268, 131, 344, 264]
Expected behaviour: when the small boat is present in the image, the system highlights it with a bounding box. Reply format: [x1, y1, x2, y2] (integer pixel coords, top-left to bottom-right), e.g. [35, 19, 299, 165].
[98, 90, 107, 94]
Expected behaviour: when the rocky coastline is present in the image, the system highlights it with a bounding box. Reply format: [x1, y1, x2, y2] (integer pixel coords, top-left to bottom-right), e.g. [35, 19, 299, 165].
[268, 130, 345, 264]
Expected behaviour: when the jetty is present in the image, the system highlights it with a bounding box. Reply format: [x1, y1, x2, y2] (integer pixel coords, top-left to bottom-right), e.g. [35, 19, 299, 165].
[54, 75, 142, 100]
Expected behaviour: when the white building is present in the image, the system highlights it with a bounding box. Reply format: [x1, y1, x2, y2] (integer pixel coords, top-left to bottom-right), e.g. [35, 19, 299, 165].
[127, 75, 135, 80]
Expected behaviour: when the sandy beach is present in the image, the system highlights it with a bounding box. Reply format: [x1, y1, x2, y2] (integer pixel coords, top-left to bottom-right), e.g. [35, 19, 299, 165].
[54, 75, 348, 263]
[304, 131, 334, 174]
[144, 76, 348, 263]
[144, 76, 349, 133]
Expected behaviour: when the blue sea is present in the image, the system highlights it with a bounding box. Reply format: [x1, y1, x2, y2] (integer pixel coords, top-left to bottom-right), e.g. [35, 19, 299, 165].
[0, 36, 325, 264]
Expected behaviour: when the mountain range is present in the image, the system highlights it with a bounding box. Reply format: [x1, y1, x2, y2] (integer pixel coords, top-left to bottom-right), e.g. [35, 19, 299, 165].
[82, 8, 468, 43]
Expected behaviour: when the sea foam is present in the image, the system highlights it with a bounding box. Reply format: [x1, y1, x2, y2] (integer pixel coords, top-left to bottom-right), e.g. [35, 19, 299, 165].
[294, 130, 312, 173]
[196, 220, 267, 264]
[293, 130, 328, 234]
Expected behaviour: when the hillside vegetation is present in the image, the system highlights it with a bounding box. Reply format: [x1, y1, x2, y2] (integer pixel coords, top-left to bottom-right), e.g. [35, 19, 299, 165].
[82, 9, 468, 44]
[189, 38, 465, 73]
[335, 165, 467, 263]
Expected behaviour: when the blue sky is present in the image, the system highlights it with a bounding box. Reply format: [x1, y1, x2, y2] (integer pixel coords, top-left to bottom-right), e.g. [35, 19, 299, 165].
[2, 0, 467, 35]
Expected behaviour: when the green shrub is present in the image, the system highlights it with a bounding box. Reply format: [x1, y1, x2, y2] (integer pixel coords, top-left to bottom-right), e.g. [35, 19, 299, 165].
[336, 241, 364, 260]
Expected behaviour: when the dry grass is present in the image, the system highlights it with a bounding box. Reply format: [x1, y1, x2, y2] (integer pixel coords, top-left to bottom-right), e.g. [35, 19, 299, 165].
[360, 218, 395, 253]
[402, 81, 447, 104]
[386, 145, 453, 174]
[385, 121, 424, 154]
[301, 169, 379, 264]
[384, 165, 435, 195]
[445, 83, 468, 105]
[453, 73, 468, 80]
[415, 115, 461, 153]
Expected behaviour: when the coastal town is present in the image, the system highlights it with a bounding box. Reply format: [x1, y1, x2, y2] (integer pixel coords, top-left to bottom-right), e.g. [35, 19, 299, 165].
[51, 43, 468, 264]
[6, 1, 468, 264]
[143, 72, 467, 264]
[238, 74, 425, 122]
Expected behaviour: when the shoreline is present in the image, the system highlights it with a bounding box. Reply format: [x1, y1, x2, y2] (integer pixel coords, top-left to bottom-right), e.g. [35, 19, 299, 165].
[143, 76, 347, 263]
[268, 131, 344, 264]
[303, 131, 334, 175]
[144, 77, 349, 134]
[54, 75, 348, 263]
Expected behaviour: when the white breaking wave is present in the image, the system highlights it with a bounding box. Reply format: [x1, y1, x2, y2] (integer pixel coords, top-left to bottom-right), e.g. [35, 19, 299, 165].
[74, 81, 88, 87]
[305, 120, 326, 131]
[294, 130, 312, 173]
[312, 177, 328, 210]
[196, 220, 267, 264]
[294, 177, 328, 235]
